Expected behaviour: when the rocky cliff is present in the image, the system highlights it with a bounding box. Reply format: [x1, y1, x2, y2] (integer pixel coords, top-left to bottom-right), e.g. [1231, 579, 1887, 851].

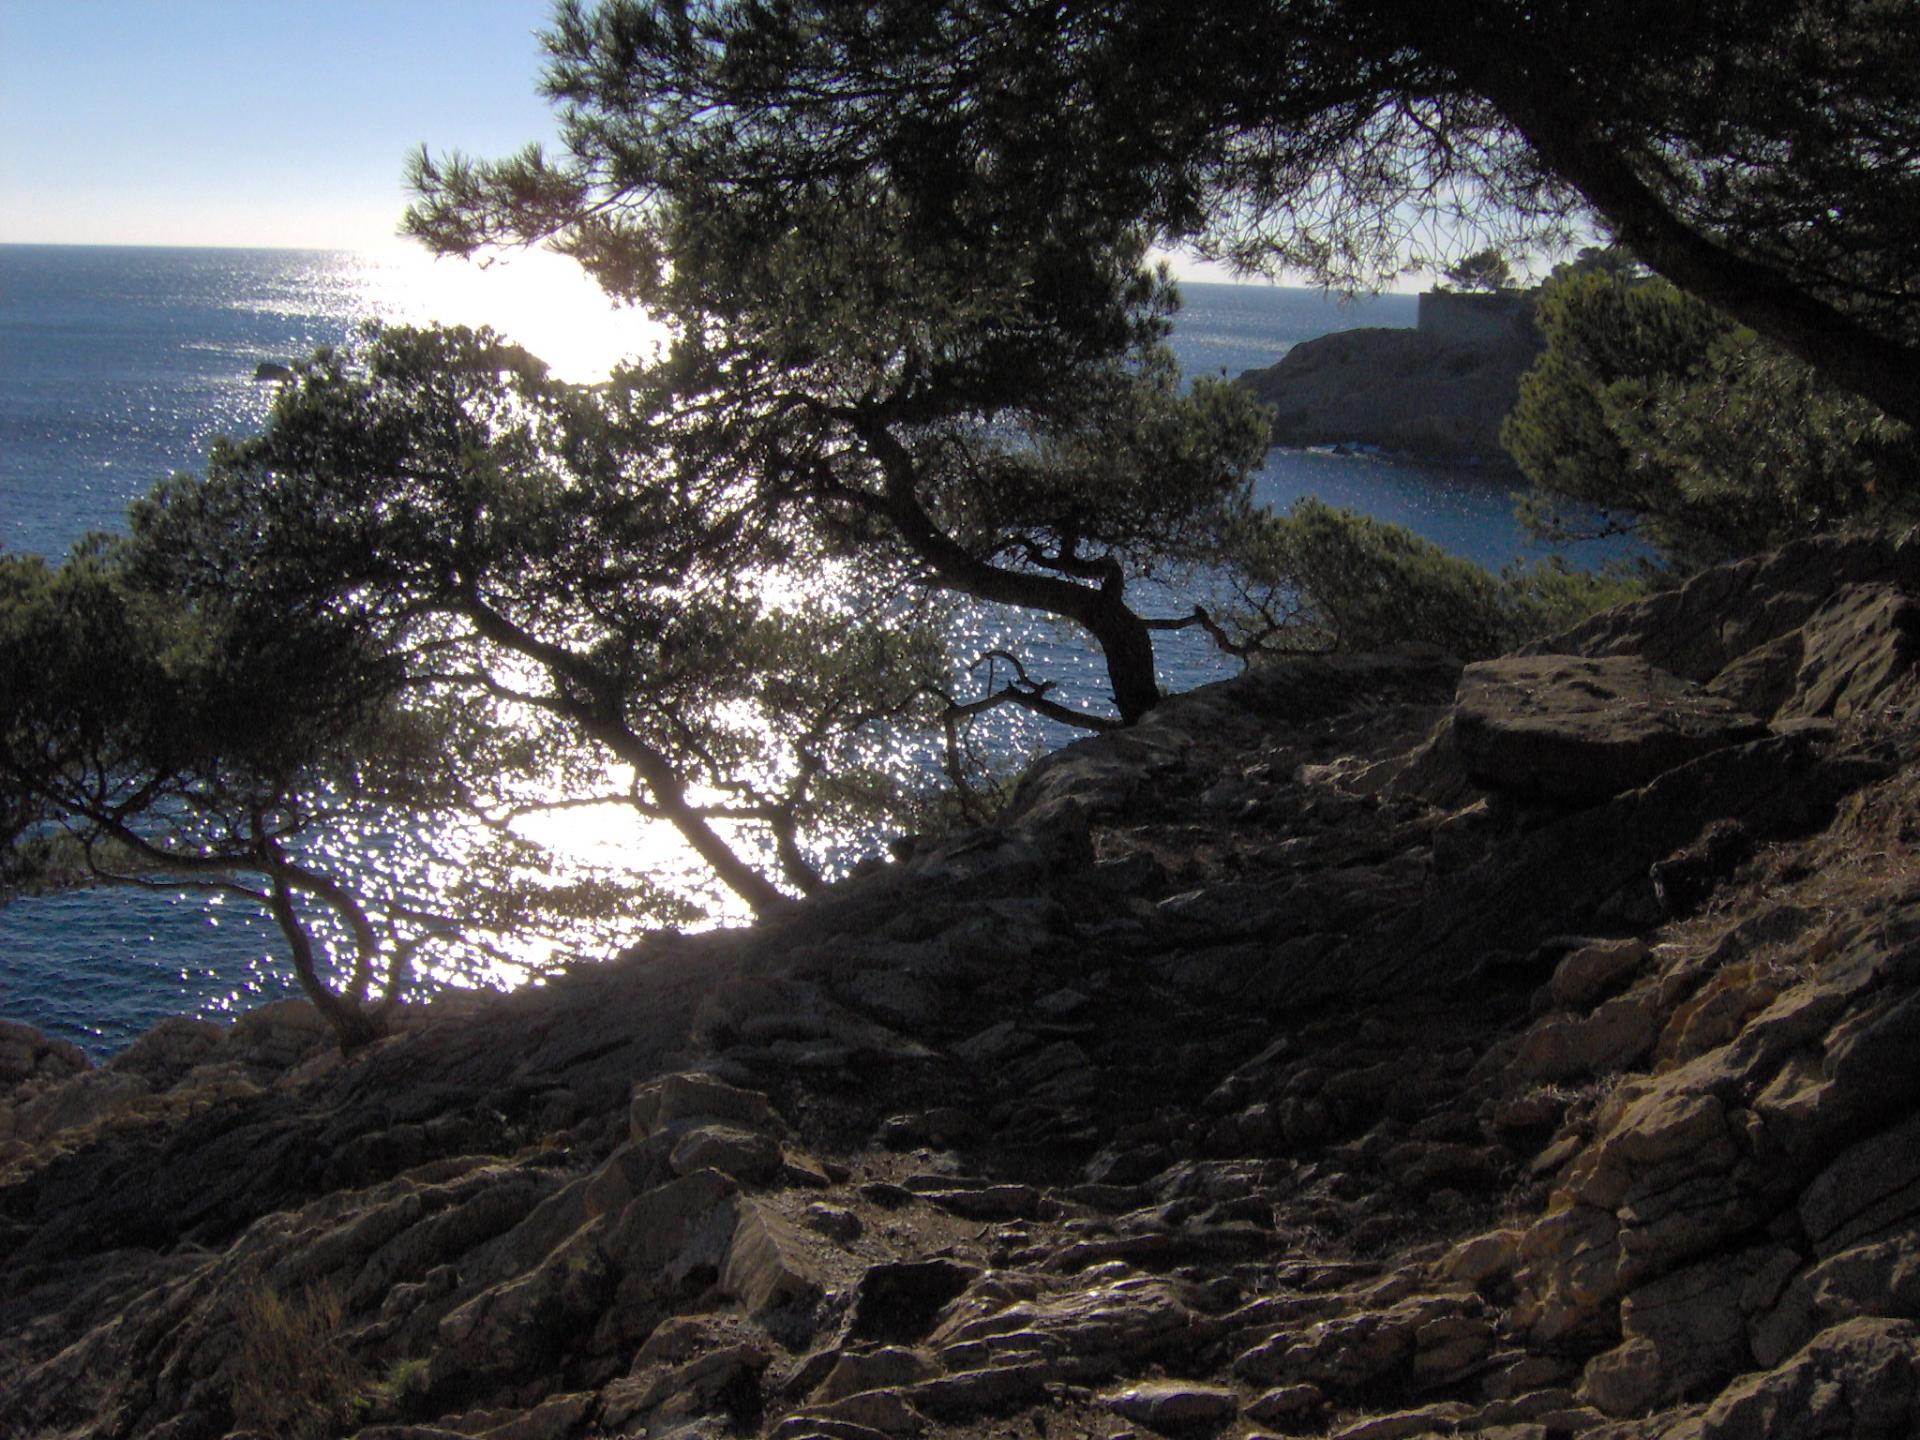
[1236, 298, 1540, 465]
[5, 533, 1920, 1440]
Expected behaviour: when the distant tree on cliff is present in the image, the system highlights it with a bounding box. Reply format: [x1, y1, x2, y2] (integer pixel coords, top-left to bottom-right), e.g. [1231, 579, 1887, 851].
[408, 0, 1919, 439]
[1439, 249, 1516, 294]
[1503, 267, 1920, 569]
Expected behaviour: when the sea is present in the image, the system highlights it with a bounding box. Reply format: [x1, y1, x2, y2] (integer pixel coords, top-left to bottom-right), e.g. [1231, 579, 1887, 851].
[0, 244, 1601, 1055]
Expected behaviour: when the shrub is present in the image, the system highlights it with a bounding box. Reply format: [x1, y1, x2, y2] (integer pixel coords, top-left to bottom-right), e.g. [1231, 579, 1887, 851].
[227, 1283, 363, 1440]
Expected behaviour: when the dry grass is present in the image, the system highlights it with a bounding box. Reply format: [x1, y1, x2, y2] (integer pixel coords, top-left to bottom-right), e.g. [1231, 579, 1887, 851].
[228, 1282, 364, 1440]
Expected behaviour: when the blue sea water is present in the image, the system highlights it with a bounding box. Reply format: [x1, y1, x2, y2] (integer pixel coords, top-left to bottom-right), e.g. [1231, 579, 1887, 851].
[0, 245, 1583, 1055]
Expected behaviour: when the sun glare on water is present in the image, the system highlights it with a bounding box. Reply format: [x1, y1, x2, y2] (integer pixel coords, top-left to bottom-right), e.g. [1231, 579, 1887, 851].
[345, 246, 666, 382]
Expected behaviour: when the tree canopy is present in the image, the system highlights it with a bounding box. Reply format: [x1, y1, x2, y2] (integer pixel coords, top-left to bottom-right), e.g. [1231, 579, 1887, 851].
[1504, 264, 1920, 569]
[1, 326, 973, 1046]
[407, 0, 1920, 432]
[418, 93, 1279, 724]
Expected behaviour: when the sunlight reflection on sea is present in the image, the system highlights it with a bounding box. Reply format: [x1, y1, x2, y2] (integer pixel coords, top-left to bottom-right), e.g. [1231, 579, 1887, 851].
[0, 249, 1585, 1053]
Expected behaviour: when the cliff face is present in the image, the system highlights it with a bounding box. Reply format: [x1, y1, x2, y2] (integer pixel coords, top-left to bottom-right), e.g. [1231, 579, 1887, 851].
[5, 533, 1920, 1440]
[1237, 293, 1540, 465]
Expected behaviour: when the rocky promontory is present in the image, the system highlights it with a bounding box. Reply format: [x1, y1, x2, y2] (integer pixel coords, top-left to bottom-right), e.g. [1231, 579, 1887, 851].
[1238, 292, 1541, 465]
[5, 533, 1920, 1440]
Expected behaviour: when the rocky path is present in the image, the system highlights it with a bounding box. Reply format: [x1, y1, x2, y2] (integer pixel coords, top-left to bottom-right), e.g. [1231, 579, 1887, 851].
[4, 534, 1919, 1440]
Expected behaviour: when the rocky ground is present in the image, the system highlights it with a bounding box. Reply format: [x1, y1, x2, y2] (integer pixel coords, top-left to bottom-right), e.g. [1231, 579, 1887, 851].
[4, 533, 1920, 1440]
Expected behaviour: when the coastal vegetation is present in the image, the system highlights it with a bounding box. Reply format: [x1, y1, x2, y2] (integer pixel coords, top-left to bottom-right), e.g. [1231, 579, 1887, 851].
[6, 0, 1915, 1050]
[407, 0, 1918, 432]
[1506, 259, 1920, 570]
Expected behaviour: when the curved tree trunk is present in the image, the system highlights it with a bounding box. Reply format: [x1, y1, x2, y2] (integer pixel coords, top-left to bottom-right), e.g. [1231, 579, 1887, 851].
[858, 420, 1164, 724]
[459, 590, 791, 918]
[266, 870, 385, 1052]
[1490, 87, 1920, 432]
[625, 748, 792, 917]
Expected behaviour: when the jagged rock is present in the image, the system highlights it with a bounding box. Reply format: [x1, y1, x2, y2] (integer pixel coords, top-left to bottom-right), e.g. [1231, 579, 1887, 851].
[789, 1388, 927, 1434]
[1440, 1229, 1524, 1286]
[1533, 532, 1920, 686]
[1548, 939, 1652, 1012]
[227, 997, 336, 1069]
[932, 1272, 1201, 1374]
[2, 1065, 148, 1148]
[632, 1072, 782, 1140]
[814, 1345, 941, 1402]
[1447, 655, 1768, 805]
[1775, 584, 1920, 725]
[670, 1124, 784, 1184]
[1511, 990, 1661, 1081]
[106, 1015, 224, 1084]
[1583, 1245, 1792, 1415]
[1327, 1401, 1475, 1439]
[1799, 1110, 1920, 1256]
[802, 1202, 864, 1241]
[431, 1220, 611, 1388]
[722, 1199, 827, 1314]
[1688, 1317, 1920, 1439]
[1752, 1228, 1920, 1369]
[1245, 1382, 1326, 1425]
[606, 1168, 740, 1288]
[0, 1018, 89, 1092]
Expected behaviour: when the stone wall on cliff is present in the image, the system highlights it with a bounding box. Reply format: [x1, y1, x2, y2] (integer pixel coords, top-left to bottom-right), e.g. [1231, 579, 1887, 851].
[4, 533, 1919, 1440]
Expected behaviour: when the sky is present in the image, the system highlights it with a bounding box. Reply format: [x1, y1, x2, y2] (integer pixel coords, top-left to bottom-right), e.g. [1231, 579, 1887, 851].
[0, 0, 1264, 285]
[1, 0, 562, 250]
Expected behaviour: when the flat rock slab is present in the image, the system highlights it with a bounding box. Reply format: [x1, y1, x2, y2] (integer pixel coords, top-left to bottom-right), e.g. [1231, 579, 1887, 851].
[1450, 655, 1767, 804]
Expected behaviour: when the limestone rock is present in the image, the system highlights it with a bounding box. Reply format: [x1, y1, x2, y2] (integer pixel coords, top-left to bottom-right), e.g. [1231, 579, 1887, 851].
[1102, 1379, 1240, 1428]
[1548, 938, 1651, 1012]
[1693, 1318, 1920, 1439]
[670, 1124, 784, 1184]
[632, 1072, 782, 1140]
[722, 1200, 827, 1314]
[1449, 655, 1767, 805]
[814, 1346, 941, 1403]
[606, 1168, 740, 1287]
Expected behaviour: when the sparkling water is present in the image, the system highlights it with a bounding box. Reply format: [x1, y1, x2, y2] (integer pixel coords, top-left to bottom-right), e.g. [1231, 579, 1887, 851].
[0, 245, 1574, 1054]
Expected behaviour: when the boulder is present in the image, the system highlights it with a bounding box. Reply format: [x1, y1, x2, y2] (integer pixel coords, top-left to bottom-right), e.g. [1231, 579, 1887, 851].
[1448, 655, 1767, 805]
[1693, 1318, 1920, 1439]
[632, 1072, 782, 1140]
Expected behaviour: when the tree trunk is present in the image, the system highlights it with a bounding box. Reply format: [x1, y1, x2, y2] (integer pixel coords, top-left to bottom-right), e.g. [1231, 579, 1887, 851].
[266, 871, 385, 1052]
[1081, 588, 1163, 725]
[859, 420, 1163, 723]
[629, 749, 792, 917]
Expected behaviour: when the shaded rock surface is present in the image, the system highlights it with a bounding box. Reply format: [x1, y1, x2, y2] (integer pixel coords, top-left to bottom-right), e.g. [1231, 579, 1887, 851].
[5, 533, 1920, 1440]
[1236, 320, 1541, 465]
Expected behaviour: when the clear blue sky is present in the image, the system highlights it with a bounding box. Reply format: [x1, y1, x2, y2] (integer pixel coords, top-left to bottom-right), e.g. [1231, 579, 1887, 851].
[1, 0, 563, 249]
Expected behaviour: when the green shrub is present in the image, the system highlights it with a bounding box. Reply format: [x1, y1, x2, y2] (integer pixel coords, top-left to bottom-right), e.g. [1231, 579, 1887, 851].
[1504, 268, 1920, 569]
[1222, 498, 1641, 662]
